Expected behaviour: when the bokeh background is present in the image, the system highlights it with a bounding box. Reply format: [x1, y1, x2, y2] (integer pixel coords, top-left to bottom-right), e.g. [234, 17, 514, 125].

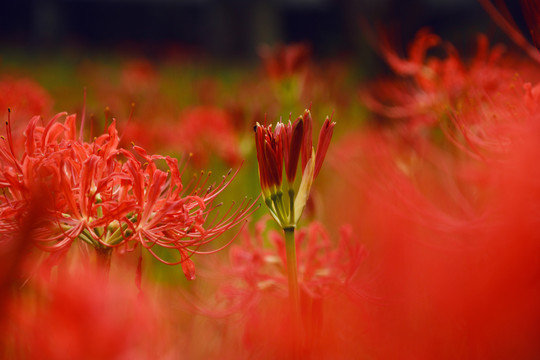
[0, 0, 509, 59]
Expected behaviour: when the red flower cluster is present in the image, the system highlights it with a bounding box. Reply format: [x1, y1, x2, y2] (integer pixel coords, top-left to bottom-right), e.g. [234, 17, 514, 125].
[193, 218, 366, 357]
[363, 27, 540, 161]
[229, 219, 364, 300]
[7, 268, 165, 359]
[0, 111, 257, 279]
[364, 29, 507, 127]
[323, 21, 540, 358]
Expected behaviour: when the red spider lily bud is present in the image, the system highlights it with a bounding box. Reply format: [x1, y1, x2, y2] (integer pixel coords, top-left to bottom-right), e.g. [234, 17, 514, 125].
[264, 138, 282, 188]
[254, 122, 284, 192]
[301, 109, 313, 172]
[286, 117, 304, 183]
[254, 109, 334, 229]
[314, 116, 336, 178]
[254, 123, 270, 192]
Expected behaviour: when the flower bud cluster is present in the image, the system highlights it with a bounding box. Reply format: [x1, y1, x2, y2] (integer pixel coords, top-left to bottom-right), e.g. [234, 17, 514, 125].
[254, 109, 335, 229]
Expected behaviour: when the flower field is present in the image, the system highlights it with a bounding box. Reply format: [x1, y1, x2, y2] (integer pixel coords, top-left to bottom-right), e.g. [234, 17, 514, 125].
[1, 2, 540, 359]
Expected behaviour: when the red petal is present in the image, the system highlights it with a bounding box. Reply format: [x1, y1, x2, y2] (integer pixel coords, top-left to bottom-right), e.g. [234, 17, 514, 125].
[314, 117, 335, 178]
[301, 110, 313, 171]
[286, 117, 304, 183]
[180, 249, 196, 280]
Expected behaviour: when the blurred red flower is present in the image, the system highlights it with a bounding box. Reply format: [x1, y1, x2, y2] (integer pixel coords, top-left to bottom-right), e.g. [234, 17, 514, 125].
[172, 106, 242, 167]
[191, 218, 366, 358]
[7, 267, 165, 359]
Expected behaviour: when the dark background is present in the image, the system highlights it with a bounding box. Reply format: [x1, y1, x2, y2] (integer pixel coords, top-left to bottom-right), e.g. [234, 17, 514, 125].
[0, 0, 530, 59]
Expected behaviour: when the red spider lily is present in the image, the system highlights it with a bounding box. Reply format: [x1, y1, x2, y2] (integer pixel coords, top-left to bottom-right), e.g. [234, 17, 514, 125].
[171, 106, 242, 167]
[258, 43, 312, 81]
[1, 113, 127, 253]
[363, 29, 507, 125]
[0, 187, 48, 345]
[0, 110, 258, 280]
[116, 106, 242, 167]
[362, 28, 540, 159]
[254, 109, 335, 229]
[190, 218, 366, 358]
[258, 43, 314, 106]
[326, 111, 540, 359]
[120, 58, 159, 95]
[0, 78, 52, 119]
[0, 78, 53, 152]
[116, 146, 257, 279]
[254, 109, 335, 350]
[0, 77, 53, 142]
[7, 267, 167, 359]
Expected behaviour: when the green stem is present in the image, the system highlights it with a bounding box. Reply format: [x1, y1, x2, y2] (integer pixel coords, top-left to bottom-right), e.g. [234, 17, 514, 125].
[284, 226, 302, 355]
[288, 186, 295, 225]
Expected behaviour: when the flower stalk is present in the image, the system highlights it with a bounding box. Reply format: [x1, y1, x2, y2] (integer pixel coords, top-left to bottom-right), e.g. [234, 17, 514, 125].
[253, 108, 335, 353]
[284, 226, 302, 351]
